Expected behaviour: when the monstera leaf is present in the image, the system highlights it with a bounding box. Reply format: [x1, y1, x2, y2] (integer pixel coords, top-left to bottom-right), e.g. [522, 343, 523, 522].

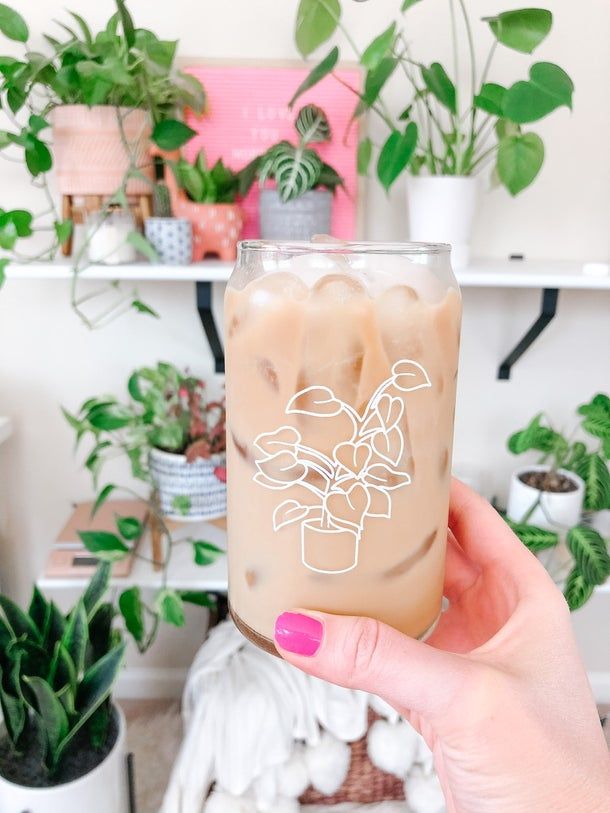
[295, 104, 331, 144]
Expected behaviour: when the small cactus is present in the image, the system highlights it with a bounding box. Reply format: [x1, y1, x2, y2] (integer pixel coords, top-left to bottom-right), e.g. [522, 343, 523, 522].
[153, 181, 173, 217]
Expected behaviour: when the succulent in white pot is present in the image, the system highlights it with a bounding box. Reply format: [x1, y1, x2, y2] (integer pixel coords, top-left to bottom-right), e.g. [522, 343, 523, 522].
[290, 2, 575, 268]
[239, 105, 343, 241]
[0, 564, 128, 812]
[64, 362, 227, 523]
[504, 394, 610, 610]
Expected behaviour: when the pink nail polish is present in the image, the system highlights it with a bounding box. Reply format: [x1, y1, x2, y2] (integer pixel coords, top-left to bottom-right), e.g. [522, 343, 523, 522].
[275, 612, 323, 656]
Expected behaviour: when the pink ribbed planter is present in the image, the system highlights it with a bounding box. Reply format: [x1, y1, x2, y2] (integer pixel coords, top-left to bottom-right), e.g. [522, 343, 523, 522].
[52, 105, 154, 195]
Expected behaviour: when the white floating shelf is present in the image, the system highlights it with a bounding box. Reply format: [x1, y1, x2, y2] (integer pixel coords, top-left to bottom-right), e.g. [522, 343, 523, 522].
[0, 417, 12, 446]
[37, 519, 228, 593]
[5, 258, 610, 289]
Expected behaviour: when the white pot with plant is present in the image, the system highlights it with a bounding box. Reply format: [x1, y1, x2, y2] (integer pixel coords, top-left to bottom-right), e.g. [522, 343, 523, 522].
[291, 1, 574, 268]
[0, 565, 128, 812]
[64, 361, 227, 523]
[240, 105, 344, 241]
[504, 394, 610, 610]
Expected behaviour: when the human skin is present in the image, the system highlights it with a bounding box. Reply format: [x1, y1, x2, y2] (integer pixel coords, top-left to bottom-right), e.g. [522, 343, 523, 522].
[274, 479, 610, 813]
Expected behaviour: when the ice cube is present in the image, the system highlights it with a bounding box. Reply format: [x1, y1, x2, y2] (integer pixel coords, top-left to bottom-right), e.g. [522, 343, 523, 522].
[257, 357, 279, 392]
[246, 271, 309, 306]
[311, 273, 367, 304]
[375, 285, 424, 362]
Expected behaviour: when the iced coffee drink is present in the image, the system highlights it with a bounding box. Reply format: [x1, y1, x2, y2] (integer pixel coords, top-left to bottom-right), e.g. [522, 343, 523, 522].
[225, 241, 461, 653]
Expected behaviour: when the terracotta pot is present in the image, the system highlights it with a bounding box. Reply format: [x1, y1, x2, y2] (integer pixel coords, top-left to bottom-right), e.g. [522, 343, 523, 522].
[52, 105, 154, 196]
[169, 198, 243, 262]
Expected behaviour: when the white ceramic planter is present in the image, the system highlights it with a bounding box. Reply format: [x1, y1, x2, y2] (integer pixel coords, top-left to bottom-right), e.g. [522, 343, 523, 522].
[506, 465, 585, 533]
[406, 175, 478, 269]
[0, 705, 128, 813]
[149, 447, 227, 521]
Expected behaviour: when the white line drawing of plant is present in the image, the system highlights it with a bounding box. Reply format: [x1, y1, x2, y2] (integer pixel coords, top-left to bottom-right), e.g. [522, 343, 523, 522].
[253, 360, 432, 574]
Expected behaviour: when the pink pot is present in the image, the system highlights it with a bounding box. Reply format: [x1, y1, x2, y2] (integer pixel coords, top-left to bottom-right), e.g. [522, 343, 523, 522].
[52, 105, 154, 196]
[176, 200, 243, 262]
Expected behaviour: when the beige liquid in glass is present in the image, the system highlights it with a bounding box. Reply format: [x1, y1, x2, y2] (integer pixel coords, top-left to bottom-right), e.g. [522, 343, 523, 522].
[225, 244, 461, 652]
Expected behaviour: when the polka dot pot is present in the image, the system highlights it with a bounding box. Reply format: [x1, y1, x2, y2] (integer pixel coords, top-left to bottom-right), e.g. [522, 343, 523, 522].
[144, 217, 192, 265]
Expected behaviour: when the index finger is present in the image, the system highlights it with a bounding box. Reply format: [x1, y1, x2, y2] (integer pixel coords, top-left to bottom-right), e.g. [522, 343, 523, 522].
[449, 478, 548, 587]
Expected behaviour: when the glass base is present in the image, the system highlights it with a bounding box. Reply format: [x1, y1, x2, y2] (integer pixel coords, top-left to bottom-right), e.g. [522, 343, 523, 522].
[229, 604, 442, 657]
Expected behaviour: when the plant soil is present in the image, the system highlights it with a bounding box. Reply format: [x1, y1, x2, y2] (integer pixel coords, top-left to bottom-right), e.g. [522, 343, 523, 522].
[0, 710, 119, 789]
[519, 470, 578, 494]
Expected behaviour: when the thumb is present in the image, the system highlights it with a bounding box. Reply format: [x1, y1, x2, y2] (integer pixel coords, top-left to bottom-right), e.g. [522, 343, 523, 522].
[274, 610, 471, 719]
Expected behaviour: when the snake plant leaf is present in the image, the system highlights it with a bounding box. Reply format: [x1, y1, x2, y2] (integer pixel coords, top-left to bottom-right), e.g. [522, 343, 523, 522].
[48, 642, 77, 697]
[0, 595, 41, 642]
[61, 600, 88, 678]
[0, 665, 25, 744]
[23, 676, 69, 764]
[567, 526, 610, 586]
[295, 104, 331, 144]
[28, 586, 51, 637]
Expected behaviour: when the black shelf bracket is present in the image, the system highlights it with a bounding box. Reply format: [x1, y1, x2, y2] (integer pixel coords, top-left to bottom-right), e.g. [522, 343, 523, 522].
[498, 287, 559, 380]
[196, 281, 225, 374]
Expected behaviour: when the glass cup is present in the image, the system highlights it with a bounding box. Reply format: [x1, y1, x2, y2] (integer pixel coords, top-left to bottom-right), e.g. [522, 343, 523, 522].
[225, 241, 461, 653]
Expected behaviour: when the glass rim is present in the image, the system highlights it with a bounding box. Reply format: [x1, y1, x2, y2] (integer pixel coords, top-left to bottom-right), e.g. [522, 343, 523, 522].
[237, 240, 451, 256]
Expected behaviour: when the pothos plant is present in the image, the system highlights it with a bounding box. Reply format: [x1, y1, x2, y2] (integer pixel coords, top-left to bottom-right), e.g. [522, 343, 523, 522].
[239, 104, 343, 202]
[291, 1, 574, 195]
[0, 0, 203, 319]
[505, 393, 610, 610]
[0, 563, 125, 784]
[62, 362, 226, 649]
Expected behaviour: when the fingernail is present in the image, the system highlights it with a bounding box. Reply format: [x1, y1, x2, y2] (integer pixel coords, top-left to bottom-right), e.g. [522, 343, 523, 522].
[275, 612, 323, 656]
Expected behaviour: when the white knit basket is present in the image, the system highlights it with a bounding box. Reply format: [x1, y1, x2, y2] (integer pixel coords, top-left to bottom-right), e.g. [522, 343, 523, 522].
[149, 448, 226, 521]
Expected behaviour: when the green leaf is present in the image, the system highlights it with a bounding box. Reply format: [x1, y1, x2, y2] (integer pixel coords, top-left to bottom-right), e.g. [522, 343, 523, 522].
[28, 114, 49, 134]
[401, 0, 422, 10]
[83, 562, 111, 618]
[497, 132, 544, 196]
[171, 494, 192, 516]
[295, 0, 340, 58]
[474, 83, 506, 116]
[192, 540, 224, 566]
[576, 453, 610, 512]
[127, 231, 159, 263]
[25, 135, 52, 176]
[262, 143, 322, 202]
[78, 530, 129, 562]
[0, 3, 28, 42]
[179, 590, 217, 608]
[0, 666, 25, 744]
[88, 402, 133, 430]
[563, 567, 595, 611]
[361, 23, 396, 71]
[91, 485, 116, 519]
[127, 373, 144, 402]
[8, 209, 33, 237]
[504, 63, 574, 124]
[119, 587, 145, 643]
[506, 520, 558, 552]
[116, 0, 135, 48]
[295, 104, 331, 144]
[48, 642, 76, 698]
[68, 11, 93, 45]
[317, 162, 343, 192]
[131, 299, 159, 318]
[362, 57, 397, 108]
[61, 601, 88, 677]
[54, 219, 73, 244]
[57, 643, 126, 762]
[116, 515, 143, 541]
[45, 602, 66, 650]
[485, 8, 552, 54]
[420, 63, 456, 114]
[567, 526, 610, 586]
[28, 586, 50, 636]
[23, 676, 69, 764]
[377, 122, 418, 191]
[507, 414, 560, 455]
[578, 394, 610, 443]
[151, 119, 196, 150]
[289, 46, 339, 107]
[156, 589, 185, 627]
[0, 257, 8, 287]
[0, 595, 41, 642]
[357, 137, 373, 175]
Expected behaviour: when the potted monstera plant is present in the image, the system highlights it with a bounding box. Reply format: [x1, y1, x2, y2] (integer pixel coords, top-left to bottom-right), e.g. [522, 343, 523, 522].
[240, 104, 343, 240]
[505, 393, 610, 610]
[64, 361, 227, 522]
[0, 564, 128, 812]
[0, 1, 203, 209]
[291, 1, 574, 267]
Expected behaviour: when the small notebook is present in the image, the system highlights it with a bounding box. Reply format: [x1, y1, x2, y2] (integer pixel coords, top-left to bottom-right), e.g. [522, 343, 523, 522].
[46, 499, 148, 578]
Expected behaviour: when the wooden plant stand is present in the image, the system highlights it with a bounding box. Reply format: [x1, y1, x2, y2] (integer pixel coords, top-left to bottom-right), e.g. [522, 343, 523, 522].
[60, 193, 153, 256]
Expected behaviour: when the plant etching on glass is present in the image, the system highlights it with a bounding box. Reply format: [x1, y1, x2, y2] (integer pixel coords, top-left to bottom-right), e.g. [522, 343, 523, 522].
[253, 360, 432, 574]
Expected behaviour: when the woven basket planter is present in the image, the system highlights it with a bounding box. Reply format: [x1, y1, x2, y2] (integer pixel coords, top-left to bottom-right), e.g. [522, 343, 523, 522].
[149, 448, 226, 521]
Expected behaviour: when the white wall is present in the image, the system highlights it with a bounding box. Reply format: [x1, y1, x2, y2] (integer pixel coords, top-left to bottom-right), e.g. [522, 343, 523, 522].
[1, 0, 609, 683]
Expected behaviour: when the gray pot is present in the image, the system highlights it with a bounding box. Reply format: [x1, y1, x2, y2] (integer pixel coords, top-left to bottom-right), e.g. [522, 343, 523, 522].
[144, 217, 192, 265]
[149, 447, 226, 520]
[259, 189, 332, 240]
